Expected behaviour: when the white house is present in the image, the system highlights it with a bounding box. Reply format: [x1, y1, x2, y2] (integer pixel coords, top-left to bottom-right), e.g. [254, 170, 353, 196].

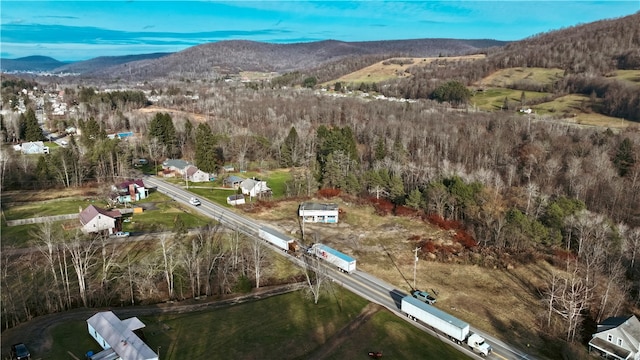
[227, 194, 246, 206]
[79, 205, 122, 235]
[240, 178, 271, 198]
[87, 311, 158, 360]
[589, 315, 640, 360]
[298, 202, 339, 223]
[19, 141, 49, 154]
[185, 165, 211, 183]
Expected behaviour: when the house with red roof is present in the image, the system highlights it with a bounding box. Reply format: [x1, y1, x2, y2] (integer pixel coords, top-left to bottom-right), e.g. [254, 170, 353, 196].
[79, 205, 122, 235]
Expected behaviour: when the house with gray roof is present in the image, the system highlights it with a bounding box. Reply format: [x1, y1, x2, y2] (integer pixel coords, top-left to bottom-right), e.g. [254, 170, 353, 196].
[161, 159, 190, 177]
[298, 202, 339, 223]
[87, 311, 158, 360]
[227, 194, 246, 206]
[240, 178, 271, 199]
[589, 315, 640, 359]
[223, 175, 245, 189]
[19, 141, 49, 154]
[79, 205, 121, 235]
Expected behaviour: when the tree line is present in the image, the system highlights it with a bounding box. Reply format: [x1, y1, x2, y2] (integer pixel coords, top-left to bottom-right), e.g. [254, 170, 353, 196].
[1, 76, 639, 344]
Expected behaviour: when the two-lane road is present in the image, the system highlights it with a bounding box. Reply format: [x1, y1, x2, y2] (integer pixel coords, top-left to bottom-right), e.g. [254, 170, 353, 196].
[144, 176, 537, 360]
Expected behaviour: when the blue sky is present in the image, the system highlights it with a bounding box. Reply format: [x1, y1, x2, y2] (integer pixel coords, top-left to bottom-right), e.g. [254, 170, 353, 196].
[1, 1, 638, 61]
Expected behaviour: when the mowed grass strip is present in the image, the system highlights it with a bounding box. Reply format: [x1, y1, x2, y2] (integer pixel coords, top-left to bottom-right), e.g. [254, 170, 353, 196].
[2, 197, 104, 221]
[48, 289, 469, 360]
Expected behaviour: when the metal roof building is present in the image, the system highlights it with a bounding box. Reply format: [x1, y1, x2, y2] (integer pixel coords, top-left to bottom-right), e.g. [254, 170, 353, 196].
[87, 311, 158, 360]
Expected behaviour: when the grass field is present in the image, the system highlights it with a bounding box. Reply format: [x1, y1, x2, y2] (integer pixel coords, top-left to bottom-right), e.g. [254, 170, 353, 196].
[1, 196, 105, 221]
[478, 67, 564, 88]
[325, 54, 485, 86]
[246, 197, 591, 359]
[47, 289, 469, 360]
[471, 88, 551, 111]
[608, 69, 640, 84]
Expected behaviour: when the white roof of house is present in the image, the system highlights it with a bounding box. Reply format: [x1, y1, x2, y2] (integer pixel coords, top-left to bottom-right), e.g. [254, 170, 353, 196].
[87, 311, 158, 360]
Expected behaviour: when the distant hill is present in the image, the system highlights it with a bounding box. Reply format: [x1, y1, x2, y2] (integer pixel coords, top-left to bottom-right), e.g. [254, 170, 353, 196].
[62, 38, 507, 79]
[53, 53, 172, 74]
[0, 56, 69, 72]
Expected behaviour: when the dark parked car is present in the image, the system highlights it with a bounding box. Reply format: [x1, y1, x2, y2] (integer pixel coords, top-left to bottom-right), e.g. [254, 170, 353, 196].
[11, 343, 30, 360]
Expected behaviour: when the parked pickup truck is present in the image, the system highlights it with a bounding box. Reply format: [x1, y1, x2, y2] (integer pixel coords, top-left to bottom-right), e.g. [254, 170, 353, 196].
[412, 290, 437, 305]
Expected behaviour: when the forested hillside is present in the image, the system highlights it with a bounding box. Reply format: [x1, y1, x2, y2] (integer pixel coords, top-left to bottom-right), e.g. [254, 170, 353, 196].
[1, 13, 639, 357]
[378, 12, 640, 121]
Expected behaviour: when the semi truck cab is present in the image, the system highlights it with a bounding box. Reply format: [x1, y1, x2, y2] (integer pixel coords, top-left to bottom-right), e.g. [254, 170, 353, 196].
[467, 333, 492, 357]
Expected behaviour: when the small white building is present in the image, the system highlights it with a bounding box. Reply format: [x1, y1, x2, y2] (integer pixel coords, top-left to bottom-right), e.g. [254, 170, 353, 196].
[87, 311, 158, 360]
[589, 315, 640, 360]
[227, 194, 246, 206]
[298, 202, 339, 223]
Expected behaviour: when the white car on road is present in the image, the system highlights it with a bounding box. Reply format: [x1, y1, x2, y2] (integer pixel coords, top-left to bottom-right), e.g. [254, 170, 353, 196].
[189, 197, 201, 206]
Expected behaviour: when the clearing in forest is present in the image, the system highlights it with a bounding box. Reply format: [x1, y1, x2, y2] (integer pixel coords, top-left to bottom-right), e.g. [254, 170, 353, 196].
[326, 54, 486, 86]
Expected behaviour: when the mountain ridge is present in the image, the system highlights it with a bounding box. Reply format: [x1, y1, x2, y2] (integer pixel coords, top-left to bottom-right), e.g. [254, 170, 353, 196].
[1, 38, 508, 78]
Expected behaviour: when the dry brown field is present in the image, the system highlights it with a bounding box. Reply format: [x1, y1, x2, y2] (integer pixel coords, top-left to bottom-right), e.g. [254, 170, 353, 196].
[245, 197, 576, 358]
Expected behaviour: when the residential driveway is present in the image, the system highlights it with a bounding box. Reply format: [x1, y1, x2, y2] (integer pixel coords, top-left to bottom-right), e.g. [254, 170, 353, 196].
[0, 283, 303, 359]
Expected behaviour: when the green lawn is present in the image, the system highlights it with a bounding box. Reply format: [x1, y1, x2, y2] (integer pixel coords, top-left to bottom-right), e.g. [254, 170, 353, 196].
[125, 192, 212, 233]
[609, 69, 640, 85]
[47, 289, 469, 360]
[2, 197, 105, 221]
[480, 67, 564, 88]
[471, 88, 551, 111]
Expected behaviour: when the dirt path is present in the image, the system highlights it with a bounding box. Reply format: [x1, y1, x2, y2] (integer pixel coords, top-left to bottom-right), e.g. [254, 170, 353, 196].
[306, 303, 383, 360]
[0, 283, 303, 359]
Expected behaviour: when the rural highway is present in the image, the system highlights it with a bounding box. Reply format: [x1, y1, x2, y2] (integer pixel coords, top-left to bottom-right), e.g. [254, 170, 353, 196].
[143, 176, 537, 360]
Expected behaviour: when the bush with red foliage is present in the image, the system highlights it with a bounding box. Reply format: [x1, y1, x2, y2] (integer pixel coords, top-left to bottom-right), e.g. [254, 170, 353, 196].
[454, 230, 478, 249]
[395, 205, 419, 217]
[549, 248, 578, 267]
[317, 188, 341, 198]
[369, 197, 394, 216]
[420, 240, 438, 253]
[424, 214, 462, 231]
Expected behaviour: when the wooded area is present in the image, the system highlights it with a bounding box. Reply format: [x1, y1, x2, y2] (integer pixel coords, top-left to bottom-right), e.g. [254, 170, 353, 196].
[1, 12, 639, 350]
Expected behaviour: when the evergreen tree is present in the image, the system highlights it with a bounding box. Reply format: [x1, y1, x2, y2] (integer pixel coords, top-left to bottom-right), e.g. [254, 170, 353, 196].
[374, 137, 387, 161]
[431, 81, 472, 106]
[79, 117, 105, 149]
[406, 188, 424, 210]
[613, 138, 636, 177]
[388, 174, 406, 204]
[149, 113, 178, 158]
[22, 108, 44, 141]
[344, 173, 362, 195]
[280, 126, 300, 167]
[195, 123, 216, 173]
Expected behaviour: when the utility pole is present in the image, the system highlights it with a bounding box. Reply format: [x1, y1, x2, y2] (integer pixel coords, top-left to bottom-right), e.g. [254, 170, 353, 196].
[300, 202, 305, 243]
[413, 247, 420, 290]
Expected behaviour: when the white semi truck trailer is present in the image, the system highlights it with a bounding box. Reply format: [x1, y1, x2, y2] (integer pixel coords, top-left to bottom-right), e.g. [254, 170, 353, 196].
[308, 243, 356, 273]
[401, 296, 492, 357]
